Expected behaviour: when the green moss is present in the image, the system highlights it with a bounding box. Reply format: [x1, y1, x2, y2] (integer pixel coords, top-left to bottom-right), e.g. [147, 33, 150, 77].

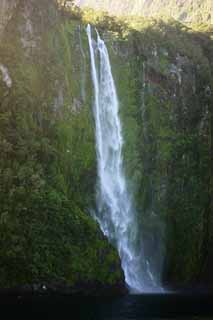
[0, 0, 212, 289]
[95, 14, 212, 284]
[0, 1, 123, 289]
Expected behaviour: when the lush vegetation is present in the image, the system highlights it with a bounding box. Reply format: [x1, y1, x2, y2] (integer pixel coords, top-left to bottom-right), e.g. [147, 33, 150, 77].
[0, 0, 212, 289]
[104, 16, 213, 284]
[75, 0, 213, 26]
[0, 0, 123, 289]
[78, 8, 213, 284]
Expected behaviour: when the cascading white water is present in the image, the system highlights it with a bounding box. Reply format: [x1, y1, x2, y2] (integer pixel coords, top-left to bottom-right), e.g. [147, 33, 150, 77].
[86, 24, 157, 293]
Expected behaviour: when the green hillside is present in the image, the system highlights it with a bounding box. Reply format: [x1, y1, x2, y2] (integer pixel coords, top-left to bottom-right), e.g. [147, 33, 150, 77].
[75, 0, 213, 25]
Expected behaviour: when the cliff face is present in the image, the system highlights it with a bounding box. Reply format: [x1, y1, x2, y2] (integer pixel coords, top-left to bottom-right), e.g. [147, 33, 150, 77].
[0, 0, 125, 291]
[76, 0, 213, 25]
[0, 0, 212, 289]
[105, 21, 213, 285]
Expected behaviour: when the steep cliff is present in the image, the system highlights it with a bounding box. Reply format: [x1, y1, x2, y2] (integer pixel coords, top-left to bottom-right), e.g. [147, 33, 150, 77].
[81, 12, 212, 285]
[0, 0, 124, 292]
[106, 20, 213, 285]
[0, 0, 212, 290]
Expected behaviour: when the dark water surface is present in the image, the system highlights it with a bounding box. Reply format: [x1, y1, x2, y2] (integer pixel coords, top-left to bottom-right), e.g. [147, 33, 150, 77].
[1, 292, 213, 319]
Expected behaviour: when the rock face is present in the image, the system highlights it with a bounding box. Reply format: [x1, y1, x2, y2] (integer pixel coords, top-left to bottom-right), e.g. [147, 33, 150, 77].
[0, 0, 212, 291]
[110, 21, 213, 285]
[76, 0, 213, 24]
[0, 0, 125, 292]
[82, 15, 213, 286]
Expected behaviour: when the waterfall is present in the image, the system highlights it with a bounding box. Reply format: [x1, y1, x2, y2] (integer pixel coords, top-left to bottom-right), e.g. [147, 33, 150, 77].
[0, 64, 12, 88]
[86, 24, 158, 293]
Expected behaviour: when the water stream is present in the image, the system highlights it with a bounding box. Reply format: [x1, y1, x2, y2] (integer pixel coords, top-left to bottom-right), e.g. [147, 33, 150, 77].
[86, 25, 159, 292]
